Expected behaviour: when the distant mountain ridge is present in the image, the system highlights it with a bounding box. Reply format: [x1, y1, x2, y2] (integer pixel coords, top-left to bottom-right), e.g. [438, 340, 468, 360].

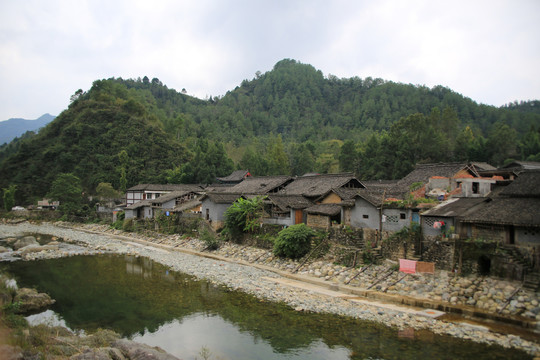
[0, 113, 56, 145]
[1, 59, 539, 205]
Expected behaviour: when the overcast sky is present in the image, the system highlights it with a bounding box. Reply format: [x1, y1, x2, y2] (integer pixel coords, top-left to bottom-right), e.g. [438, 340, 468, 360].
[1, 0, 539, 120]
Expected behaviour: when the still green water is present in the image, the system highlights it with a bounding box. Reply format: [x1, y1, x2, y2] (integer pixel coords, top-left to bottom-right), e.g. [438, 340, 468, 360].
[1, 255, 531, 360]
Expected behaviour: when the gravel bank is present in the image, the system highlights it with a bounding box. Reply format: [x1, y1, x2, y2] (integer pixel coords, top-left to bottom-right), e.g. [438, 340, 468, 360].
[1, 221, 539, 356]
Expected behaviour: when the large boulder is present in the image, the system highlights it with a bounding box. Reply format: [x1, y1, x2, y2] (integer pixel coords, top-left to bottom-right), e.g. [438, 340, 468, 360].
[112, 339, 180, 360]
[13, 288, 55, 313]
[19, 244, 59, 255]
[70, 347, 126, 360]
[69, 340, 180, 360]
[13, 236, 39, 250]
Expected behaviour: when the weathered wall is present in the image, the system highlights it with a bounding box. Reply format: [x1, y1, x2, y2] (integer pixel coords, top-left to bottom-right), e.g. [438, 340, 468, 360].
[327, 227, 364, 248]
[471, 224, 507, 243]
[420, 239, 455, 271]
[381, 234, 408, 261]
[422, 216, 455, 239]
[382, 208, 411, 232]
[321, 193, 342, 204]
[350, 198, 379, 229]
[516, 227, 540, 246]
[307, 214, 330, 229]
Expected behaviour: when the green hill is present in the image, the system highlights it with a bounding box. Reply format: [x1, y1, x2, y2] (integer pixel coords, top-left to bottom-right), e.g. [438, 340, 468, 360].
[1, 59, 539, 206]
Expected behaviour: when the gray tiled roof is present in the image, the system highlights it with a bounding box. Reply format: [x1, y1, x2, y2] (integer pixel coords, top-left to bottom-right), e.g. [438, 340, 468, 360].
[282, 173, 364, 197]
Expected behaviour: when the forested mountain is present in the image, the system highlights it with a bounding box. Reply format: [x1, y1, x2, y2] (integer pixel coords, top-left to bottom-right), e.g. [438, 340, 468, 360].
[1, 59, 539, 206]
[0, 113, 55, 145]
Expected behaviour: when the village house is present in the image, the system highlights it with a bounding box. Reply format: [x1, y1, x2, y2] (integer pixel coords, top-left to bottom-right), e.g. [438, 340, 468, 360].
[280, 173, 365, 229]
[500, 160, 540, 174]
[201, 176, 293, 230]
[418, 170, 540, 281]
[37, 199, 60, 210]
[216, 170, 251, 185]
[459, 170, 540, 251]
[263, 194, 312, 226]
[125, 189, 203, 220]
[200, 193, 244, 229]
[348, 163, 479, 231]
[125, 184, 204, 206]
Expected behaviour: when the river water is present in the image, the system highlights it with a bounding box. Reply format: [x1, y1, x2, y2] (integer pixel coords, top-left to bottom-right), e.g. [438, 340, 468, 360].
[1, 254, 531, 360]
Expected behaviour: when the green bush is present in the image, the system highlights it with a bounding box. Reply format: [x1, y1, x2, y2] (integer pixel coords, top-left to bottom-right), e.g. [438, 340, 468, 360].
[223, 196, 266, 239]
[111, 211, 125, 230]
[200, 228, 221, 250]
[122, 218, 135, 232]
[273, 224, 315, 259]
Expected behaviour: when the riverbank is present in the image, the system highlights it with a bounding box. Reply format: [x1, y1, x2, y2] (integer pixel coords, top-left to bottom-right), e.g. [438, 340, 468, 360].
[1, 220, 540, 357]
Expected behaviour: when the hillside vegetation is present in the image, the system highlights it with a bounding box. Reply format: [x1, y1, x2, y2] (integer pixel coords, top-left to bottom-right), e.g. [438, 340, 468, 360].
[1, 59, 539, 205]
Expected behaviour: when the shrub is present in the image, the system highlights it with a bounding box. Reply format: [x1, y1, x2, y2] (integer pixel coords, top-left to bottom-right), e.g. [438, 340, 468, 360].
[200, 229, 221, 250]
[122, 218, 135, 232]
[223, 196, 266, 239]
[273, 224, 315, 259]
[111, 211, 125, 230]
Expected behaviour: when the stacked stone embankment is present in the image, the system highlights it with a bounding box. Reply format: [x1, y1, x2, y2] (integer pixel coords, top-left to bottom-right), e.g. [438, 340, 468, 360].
[1, 220, 540, 356]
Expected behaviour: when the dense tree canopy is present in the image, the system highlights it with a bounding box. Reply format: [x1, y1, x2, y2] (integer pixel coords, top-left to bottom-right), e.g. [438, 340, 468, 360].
[1, 59, 539, 207]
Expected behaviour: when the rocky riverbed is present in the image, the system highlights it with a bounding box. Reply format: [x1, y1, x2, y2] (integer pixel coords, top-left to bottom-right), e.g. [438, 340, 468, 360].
[1, 220, 540, 357]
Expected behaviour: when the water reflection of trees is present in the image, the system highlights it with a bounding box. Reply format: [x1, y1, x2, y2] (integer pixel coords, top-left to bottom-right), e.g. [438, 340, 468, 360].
[3, 255, 529, 360]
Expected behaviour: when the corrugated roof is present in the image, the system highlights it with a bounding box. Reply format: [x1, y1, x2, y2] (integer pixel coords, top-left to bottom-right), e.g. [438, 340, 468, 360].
[125, 199, 152, 210]
[173, 200, 202, 212]
[361, 179, 399, 190]
[305, 203, 342, 216]
[470, 162, 497, 171]
[499, 170, 540, 197]
[421, 198, 486, 218]
[355, 188, 387, 207]
[202, 193, 242, 204]
[501, 161, 540, 171]
[461, 198, 540, 227]
[266, 194, 313, 211]
[282, 173, 364, 197]
[216, 170, 250, 183]
[126, 184, 204, 192]
[150, 190, 200, 204]
[221, 176, 293, 195]
[391, 163, 474, 195]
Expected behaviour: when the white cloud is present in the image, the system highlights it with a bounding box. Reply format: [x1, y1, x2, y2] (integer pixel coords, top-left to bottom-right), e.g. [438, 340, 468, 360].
[0, 0, 539, 120]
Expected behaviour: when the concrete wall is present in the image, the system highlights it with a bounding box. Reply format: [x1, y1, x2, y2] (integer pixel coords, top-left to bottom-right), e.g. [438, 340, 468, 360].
[516, 227, 540, 245]
[471, 224, 507, 243]
[460, 178, 494, 197]
[382, 208, 412, 232]
[422, 216, 455, 239]
[428, 177, 450, 191]
[143, 206, 153, 219]
[350, 198, 379, 229]
[264, 210, 294, 226]
[125, 209, 137, 219]
[161, 199, 176, 209]
[201, 199, 231, 230]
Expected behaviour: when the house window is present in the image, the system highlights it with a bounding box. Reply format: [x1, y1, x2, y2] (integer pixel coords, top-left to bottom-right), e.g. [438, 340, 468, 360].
[472, 182, 479, 194]
[363, 214, 369, 219]
[400, 213, 406, 220]
[386, 215, 399, 223]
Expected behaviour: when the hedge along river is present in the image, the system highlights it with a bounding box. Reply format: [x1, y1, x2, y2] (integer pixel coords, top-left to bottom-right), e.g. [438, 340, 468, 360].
[1, 253, 531, 360]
